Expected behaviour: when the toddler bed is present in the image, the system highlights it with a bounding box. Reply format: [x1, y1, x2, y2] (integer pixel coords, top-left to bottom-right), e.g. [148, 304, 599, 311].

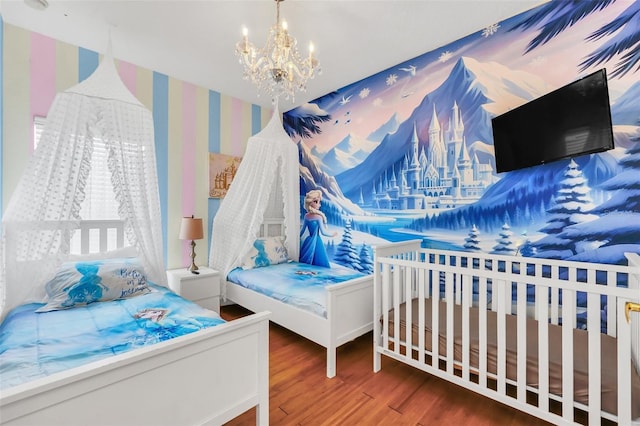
[225, 231, 373, 378]
[373, 240, 640, 425]
[210, 110, 374, 378]
[0, 220, 271, 426]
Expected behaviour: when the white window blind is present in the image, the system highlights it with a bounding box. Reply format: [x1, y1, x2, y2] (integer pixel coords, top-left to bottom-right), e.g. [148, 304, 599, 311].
[34, 117, 121, 253]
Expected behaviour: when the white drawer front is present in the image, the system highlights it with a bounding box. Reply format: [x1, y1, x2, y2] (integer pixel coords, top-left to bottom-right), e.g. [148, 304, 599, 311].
[181, 276, 220, 300]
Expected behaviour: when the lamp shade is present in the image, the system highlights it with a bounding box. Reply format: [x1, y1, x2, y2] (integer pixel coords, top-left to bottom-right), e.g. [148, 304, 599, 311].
[179, 217, 203, 240]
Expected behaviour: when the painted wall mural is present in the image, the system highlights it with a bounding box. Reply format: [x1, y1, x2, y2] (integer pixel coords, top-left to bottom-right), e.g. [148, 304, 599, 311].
[284, 0, 640, 269]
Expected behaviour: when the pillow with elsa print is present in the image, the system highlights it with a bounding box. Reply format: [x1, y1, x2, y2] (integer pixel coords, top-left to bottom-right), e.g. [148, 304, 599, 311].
[240, 236, 290, 269]
[36, 257, 151, 312]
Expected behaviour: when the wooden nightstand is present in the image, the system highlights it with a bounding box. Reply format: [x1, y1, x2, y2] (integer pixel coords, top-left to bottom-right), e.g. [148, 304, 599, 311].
[166, 266, 221, 313]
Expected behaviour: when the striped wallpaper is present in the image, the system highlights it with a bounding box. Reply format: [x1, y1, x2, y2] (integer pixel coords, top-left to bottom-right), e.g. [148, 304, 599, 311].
[1, 20, 271, 269]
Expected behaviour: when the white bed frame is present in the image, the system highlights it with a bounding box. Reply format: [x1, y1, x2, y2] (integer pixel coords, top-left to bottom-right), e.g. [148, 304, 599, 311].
[1, 220, 271, 426]
[373, 240, 640, 425]
[225, 218, 374, 378]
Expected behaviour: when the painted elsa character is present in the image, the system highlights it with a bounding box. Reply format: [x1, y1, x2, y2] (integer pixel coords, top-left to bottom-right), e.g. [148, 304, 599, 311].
[299, 189, 336, 268]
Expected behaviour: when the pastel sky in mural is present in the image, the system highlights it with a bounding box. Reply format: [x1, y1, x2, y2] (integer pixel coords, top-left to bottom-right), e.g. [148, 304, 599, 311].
[306, 1, 636, 153]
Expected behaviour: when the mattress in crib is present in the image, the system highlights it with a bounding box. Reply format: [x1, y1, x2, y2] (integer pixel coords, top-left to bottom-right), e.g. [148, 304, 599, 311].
[0, 284, 225, 390]
[386, 299, 640, 418]
[227, 261, 367, 317]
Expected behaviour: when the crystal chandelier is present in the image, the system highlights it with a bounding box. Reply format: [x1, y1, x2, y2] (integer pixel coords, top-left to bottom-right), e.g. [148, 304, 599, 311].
[235, 0, 320, 103]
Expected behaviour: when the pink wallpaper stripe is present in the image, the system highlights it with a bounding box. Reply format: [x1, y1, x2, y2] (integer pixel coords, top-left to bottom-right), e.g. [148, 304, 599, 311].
[30, 33, 56, 153]
[117, 60, 137, 96]
[181, 82, 197, 265]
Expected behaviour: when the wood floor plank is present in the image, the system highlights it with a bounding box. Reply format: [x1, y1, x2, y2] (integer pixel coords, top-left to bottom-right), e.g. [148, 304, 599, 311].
[221, 304, 553, 426]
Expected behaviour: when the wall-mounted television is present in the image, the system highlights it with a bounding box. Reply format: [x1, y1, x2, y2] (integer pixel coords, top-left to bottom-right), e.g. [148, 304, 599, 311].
[491, 69, 614, 173]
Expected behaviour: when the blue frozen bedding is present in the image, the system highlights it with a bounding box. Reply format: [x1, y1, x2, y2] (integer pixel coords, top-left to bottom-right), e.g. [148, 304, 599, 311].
[0, 284, 225, 390]
[227, 261, 367, 318]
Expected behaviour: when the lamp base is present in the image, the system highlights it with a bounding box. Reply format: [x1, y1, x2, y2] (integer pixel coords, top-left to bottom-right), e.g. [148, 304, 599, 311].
[187, 240, 199, 272]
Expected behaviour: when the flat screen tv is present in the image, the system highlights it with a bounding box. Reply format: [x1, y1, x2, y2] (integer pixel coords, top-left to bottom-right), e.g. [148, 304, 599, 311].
[491, 69, 614, 173]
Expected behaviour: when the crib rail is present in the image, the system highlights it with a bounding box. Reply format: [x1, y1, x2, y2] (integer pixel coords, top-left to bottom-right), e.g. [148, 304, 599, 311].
[373, 241, 640, 425]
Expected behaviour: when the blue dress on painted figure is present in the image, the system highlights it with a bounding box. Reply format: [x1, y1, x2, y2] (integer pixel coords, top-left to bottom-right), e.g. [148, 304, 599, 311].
[299, 214, 333, 267]
[299, 190, 336, 268]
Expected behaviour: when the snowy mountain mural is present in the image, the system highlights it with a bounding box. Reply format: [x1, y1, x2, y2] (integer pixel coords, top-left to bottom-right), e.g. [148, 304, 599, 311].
[285, 0, 640, 268]
[335, 56, 549, 200]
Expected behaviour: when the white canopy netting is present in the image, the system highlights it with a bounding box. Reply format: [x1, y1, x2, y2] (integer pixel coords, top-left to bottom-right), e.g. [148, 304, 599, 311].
[209, 109, 299, 294]
[0, 54, 166, 319]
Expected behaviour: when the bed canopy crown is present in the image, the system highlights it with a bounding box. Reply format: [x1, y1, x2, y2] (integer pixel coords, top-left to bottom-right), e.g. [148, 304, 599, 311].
[0, 51, 166, 319]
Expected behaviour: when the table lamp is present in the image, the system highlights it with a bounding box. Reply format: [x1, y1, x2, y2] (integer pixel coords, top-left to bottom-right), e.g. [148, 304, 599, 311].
[179, 215, 204, 272]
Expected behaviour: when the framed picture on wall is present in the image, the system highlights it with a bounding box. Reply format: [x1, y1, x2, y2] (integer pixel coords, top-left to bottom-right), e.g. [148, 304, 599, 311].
[209, 152, 242, 198]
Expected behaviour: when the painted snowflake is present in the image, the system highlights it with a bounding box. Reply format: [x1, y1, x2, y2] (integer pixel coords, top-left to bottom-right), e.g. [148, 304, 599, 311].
[439, 51, 453, 63]
[482, 23, 500, 37]
[372, 98, 383, 107]
[386, 73, 398, 86]
[359, 87, 370, 99]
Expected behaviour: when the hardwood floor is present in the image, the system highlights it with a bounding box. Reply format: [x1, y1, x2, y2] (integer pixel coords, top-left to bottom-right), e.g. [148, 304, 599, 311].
[221, 304, 553, 426]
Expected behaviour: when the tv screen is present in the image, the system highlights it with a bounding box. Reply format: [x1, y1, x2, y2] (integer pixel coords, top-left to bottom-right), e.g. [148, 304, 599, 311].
[491, 69, 614, 173]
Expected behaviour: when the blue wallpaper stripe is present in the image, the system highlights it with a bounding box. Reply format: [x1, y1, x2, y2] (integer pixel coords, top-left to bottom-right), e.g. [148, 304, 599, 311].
[153, 72, 169, 263]
[207, 90, 221, 259]
[78, 48, 98, 81]
[251, 104, 261, 135]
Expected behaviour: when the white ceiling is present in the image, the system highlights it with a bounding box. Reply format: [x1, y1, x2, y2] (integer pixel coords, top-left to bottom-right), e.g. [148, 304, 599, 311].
[1, 0, 544, 110]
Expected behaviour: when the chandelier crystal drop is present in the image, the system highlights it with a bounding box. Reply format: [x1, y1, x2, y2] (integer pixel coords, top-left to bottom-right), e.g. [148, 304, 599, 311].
[235, 0, 320, 103]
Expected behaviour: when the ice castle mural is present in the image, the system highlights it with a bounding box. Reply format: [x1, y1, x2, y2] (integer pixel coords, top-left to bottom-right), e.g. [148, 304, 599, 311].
[369, 103, 493, 211]
[283, 0, 640, 270]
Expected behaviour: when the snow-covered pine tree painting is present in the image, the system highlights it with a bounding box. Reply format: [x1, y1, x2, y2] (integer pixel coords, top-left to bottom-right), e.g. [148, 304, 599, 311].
[333, 220, 361, 270]
[358, 244, 374, 274]
[492, 223, 516, 255]
[562, 136, 640, 264]
[533, 159, 598, 259]
[463, 225, 481, 252]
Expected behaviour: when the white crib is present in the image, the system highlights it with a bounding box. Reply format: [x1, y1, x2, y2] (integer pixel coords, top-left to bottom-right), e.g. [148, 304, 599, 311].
[373, 240, 640, 425]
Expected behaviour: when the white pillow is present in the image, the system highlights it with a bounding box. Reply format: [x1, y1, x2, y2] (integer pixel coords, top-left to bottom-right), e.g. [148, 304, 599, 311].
[240, 236, 289, 269]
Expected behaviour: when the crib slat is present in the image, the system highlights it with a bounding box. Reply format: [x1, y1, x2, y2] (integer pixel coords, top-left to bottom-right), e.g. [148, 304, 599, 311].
[445, 269, 454, 375]
[550, 264, 560, 325]
[417, 268, 426, 364]
[455, 255, 462, 305]
[496, 277, 507, 395]
[461, 272, 471, 381]
[404, 266, 413, 357]
[616, 297, 632, 425]
[431, 273, 440, 369]
[536, 284, 549, 413]
[478, 275, 488, 388]
[607, 269, 616, 337]
[393, 266, 401, 357]
[382, 263, 390, 352]
[561, 289, 575, 423]
[587, 291, 602, 424]
[516, 282, 527, 403]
